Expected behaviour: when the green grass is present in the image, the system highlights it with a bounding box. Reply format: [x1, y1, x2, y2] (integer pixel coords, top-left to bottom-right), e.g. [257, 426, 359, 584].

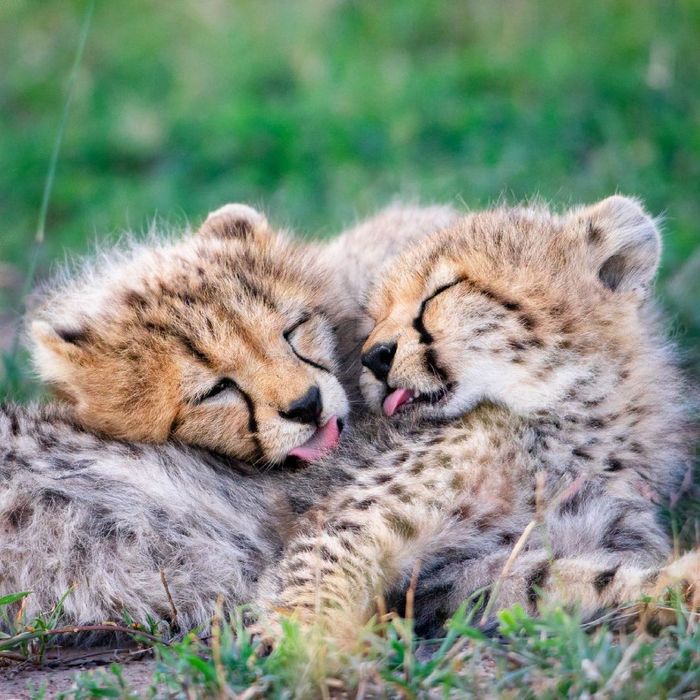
[1, 0, 699, 398]
[5, 594, 700, 699]
[1, 0, 699, 696]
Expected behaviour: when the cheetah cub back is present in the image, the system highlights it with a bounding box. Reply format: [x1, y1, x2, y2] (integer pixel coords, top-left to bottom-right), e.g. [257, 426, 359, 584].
[28, 204, 350, 466]
[265, 196, 697, 645]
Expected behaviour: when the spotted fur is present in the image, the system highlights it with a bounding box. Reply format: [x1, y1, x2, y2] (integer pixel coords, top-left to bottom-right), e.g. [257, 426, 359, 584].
[2, 202, 458, 635]
[264, 197, 697, 645]
[28, 204, 350, 466]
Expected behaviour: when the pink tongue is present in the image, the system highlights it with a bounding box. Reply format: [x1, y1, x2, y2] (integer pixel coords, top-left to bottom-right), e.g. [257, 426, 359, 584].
[382, 388, 414, 417]
[288, 416, 341, 462]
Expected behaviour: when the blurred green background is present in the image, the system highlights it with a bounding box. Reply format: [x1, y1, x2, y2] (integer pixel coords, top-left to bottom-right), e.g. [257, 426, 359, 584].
[1, 0, 699, 399]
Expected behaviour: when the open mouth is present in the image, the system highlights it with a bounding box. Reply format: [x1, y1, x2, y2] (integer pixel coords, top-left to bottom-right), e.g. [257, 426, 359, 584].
[382, 386, 452, 417]
[286, 415, 343, 463]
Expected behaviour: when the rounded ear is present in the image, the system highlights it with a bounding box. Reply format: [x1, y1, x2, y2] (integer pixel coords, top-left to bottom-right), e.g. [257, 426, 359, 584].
[580, 196, 661, 293]
[197, 203, 269, 240]
[29, 320, 88, 397]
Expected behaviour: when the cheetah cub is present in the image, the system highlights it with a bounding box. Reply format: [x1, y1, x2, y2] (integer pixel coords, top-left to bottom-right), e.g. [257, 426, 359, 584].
[29, 204, 350, 466]
[264, 196, 697, 645]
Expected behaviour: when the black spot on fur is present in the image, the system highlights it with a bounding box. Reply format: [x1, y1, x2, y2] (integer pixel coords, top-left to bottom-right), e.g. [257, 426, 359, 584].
[527, 561, 550, 603]
[587, 223, 604, 245]
[601, 513, 650, 552]
[319, 545, 339, 563]
[123, 290, 149, 311]
[519, 314, 537, 331]
[39, 489, 71, 507]
[593, 566, 619, 593]
[605, 457, 624, 472]
[6, 503, 33, 529]
[330, 520, 362, 534]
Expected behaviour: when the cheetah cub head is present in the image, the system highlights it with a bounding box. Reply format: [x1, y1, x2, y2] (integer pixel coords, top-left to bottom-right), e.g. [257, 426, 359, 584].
[361, 196, 662, 420]
[30, 204, 350, 466]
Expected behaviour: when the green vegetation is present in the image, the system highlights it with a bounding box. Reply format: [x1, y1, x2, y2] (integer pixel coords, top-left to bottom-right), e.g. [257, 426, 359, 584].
[3, 589, 700, 699]
[1, 0, 699, 397]
[1, 0, 699, 696]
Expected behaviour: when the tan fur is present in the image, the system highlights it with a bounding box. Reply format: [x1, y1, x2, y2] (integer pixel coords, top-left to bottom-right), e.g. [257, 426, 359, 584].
[29, 204, 350, 465]
[316, 203, 460, 391]
[264, 197, 697, 646]
[27, 201, 457, 464]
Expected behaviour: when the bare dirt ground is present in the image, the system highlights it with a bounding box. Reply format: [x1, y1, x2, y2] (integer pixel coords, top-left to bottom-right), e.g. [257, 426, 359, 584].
[0, 651, 156, 699]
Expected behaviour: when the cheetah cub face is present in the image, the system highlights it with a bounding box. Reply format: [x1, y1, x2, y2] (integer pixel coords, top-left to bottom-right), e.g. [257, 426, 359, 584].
[361, 196, 661, 420]
[30, 204, 349, 466]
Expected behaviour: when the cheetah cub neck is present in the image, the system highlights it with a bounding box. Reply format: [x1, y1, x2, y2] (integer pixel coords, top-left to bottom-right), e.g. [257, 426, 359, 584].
[361, 196, 693, 493]
[28, 204, 350, 467]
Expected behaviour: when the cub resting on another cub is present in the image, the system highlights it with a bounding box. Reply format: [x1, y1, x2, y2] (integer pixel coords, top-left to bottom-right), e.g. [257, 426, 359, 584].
[1, 197, 696, 646]
[261, 195, 698, 644]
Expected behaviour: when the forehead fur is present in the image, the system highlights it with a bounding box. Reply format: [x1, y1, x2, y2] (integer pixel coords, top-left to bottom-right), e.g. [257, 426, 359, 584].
[29, 223, 333, 345]
[369, 199, 660, 317]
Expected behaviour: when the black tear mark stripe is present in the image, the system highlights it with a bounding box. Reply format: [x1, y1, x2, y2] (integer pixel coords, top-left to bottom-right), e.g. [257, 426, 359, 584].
[169, 378, 262, 460]
[231, 380, 263, 462]
[411, 279, 466, 383]
[424, 347, 450, 384]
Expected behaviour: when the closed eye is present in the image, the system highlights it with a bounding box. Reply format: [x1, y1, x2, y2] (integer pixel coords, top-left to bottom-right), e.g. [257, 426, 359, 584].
[196, 377, 239, 403]
[283, 314, 310, 341]
[414, 278, 466, 343]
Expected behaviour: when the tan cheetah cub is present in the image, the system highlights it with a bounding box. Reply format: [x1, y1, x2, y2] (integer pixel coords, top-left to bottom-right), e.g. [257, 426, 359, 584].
[28, 202, 457, 461]
[29, 204, 349, 466]
[263, 196, 697, 646]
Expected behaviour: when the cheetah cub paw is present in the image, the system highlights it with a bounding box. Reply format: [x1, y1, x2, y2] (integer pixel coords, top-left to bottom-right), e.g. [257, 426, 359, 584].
[654, 550, 700, 608]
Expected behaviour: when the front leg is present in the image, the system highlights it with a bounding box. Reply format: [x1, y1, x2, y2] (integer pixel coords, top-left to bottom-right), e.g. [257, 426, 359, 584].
[263, 500, 450, 648]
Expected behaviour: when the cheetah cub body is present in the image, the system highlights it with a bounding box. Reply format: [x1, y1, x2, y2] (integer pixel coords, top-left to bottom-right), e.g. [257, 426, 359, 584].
[267, 196, 696, 643]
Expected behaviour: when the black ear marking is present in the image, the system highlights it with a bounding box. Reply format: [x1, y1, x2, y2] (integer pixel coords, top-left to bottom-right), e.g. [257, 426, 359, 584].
[597, 253, 627, 291]
[55, 327, 90, 345]
[198, 203, 267, 241]
[581, 196, 661, 294]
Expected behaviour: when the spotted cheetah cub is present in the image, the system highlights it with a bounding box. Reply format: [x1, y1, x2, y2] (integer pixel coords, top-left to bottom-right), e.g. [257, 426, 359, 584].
[29, 204, 350, 465]
[265, 196, 697, 645]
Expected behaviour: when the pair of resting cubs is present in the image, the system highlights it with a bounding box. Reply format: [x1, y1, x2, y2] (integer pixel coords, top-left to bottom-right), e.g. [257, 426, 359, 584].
[1, 197, 697, 648]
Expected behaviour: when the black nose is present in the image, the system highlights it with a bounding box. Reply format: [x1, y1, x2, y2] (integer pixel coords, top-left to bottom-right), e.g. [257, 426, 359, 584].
[361, 342, 397, 382]
[280, 386, 322, 425]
